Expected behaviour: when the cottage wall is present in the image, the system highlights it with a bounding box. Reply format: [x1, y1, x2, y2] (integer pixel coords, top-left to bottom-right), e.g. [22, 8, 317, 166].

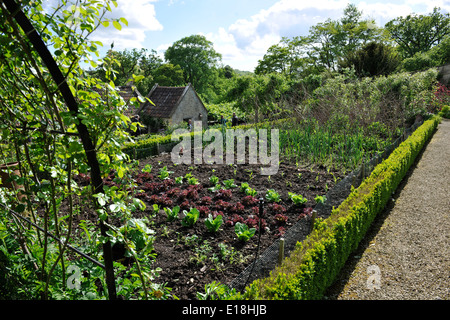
[170, 87, 208, 128]
[437, 63, 450, 85]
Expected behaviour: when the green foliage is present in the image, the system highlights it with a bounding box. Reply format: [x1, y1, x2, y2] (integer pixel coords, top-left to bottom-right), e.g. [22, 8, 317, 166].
[265, 189, 281, 203]
[240, 182, 258, 196]
[429, 35, 450, 65]
[386, 7, 450, 59]
[204, 214, 223, 233]
[158, 166, 173, 180]
[118, 218, 155, 256]
[234, 222, 256, 242]
[307, 4, 386, 72]
[0, 0, 171, 300]
[402, 52, 436, 72]
[314, 195, 327, 204]
[206, 102, 247, 123]
[401, 35, 450, 72]
[152, 63, 185, 87]
[196, 281, 237, 300]
[438, 105, 450, 119]
[339, 42, 400, 77]
[164, 34, 222, 95]
[164, 206, 180, 222]
[89, 48, 162, 94]
[255, 37, 313, 77]
[181, 208, 200, 227]
[209, 175, 219, 185]
[223, 179, 237, 189]
[288, 192, 308, 206]
[224, 73, 290, 122]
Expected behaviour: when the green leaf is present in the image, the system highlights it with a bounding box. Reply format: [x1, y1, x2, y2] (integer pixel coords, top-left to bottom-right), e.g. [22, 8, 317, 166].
[113, 20, 122, 31]
[120, 17, 128, 26]
[109, 203, 120, 213]
[117, 166, 125, 178]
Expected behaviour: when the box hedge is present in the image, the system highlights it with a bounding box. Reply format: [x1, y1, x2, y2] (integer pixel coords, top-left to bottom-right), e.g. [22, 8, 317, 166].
[230, 116, 440, 300]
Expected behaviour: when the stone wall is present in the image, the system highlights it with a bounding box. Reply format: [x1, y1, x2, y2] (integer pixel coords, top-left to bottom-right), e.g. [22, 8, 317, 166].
[437, 63, 450, 85]
[170, 86, 208, 128]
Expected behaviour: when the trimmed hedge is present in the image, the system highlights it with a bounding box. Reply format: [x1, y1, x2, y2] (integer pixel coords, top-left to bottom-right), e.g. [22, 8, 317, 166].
[231, 116, 440, 300]
[121, 118, 292, 160]
[122, 132, 197, 159]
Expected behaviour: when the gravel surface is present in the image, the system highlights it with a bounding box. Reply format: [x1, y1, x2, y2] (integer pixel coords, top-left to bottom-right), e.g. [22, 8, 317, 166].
[325, 119, 450, 300]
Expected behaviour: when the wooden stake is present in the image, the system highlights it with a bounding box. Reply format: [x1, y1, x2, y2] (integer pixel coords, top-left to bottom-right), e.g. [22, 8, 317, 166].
[310, 210, 317, 233]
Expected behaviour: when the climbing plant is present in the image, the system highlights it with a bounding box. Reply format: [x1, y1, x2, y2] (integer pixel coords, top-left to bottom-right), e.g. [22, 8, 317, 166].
[0, 0, 162, 299]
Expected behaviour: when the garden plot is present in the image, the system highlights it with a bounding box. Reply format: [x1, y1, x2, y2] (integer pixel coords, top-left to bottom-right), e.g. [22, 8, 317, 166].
[116, 152, 344, 299]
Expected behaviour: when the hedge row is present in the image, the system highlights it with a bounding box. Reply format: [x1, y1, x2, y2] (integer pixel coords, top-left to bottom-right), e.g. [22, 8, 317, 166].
[121, 118, 292, 160]
[122, 131, 197, 159]
[231, 115, 440, 300]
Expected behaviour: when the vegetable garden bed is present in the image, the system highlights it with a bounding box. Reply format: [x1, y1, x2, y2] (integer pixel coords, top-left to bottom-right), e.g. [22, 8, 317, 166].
[69, 150, 343, 299]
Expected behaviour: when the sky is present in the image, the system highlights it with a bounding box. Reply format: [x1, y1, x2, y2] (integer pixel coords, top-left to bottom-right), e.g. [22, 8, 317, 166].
[44, 0, 450, 72]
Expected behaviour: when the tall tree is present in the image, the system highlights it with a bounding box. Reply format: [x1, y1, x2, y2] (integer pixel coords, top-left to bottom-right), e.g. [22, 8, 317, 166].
[164, 34, 222, 94]
[308, 4, 384, 71]
[385, 7, 450, 58]
[255, 36, 316, 77]
[152, 63, 185, 87]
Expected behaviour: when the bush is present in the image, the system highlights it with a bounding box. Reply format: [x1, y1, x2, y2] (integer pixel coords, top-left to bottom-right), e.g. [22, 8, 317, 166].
[402, 52, 436, 72]
[339, 42, 400, 77]
[439, 105, 450, 119]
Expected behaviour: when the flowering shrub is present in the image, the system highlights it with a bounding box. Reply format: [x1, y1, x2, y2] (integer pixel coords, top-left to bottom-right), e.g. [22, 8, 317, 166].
[434, 83, 450, 108]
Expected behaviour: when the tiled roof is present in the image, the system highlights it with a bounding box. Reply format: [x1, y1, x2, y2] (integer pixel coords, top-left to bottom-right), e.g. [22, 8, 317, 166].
[117, 85, 143, 117]
[140, 85, 189, 118]
[90, 84, 143, 117]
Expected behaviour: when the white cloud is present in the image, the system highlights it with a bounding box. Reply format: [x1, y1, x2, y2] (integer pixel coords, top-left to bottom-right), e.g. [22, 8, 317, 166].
[90, 0, 163, 50]
[205, 0, 450, 71]
[205, 0, 351, 71]
[204, 27, 280, 71]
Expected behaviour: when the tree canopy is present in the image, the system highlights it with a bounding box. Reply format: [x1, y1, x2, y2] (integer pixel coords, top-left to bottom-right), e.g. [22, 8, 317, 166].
[385, 7, 450, 58]
[164, 34, 222, 94]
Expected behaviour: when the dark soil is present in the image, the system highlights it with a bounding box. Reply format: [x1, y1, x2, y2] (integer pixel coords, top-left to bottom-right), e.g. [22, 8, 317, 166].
[126, 150, 344, 300]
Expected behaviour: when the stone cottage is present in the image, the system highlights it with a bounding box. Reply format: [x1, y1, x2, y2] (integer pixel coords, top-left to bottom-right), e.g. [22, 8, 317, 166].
[138, 83, 208, 130]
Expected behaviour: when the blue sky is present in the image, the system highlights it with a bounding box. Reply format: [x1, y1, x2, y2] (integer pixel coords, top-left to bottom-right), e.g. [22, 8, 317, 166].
[45, 0, 450, 71]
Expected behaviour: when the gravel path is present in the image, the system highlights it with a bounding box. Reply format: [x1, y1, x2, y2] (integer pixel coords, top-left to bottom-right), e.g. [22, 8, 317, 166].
[325, 119, 450, 300]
